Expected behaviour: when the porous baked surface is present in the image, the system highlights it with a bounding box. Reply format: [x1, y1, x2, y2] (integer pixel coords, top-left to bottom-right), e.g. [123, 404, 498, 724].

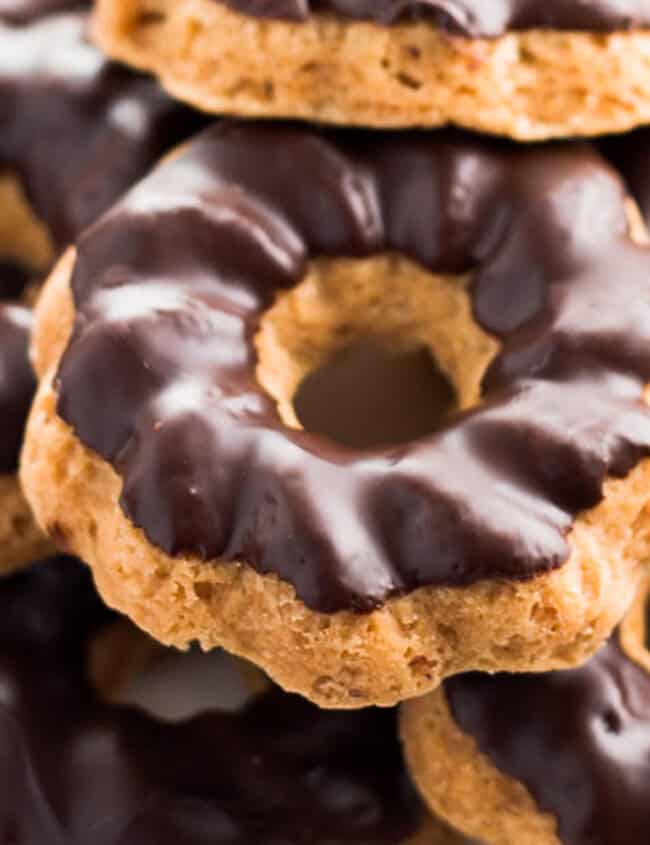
[400, 684, 561, 845]
[20, 247, 650, 707]
[256, 254, 496, 425]
[96, 0, 650, 139]
[400, 581, 650, 845]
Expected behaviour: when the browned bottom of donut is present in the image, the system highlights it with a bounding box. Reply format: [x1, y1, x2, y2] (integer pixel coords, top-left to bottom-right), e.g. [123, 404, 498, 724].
[96, 0, 650, 139]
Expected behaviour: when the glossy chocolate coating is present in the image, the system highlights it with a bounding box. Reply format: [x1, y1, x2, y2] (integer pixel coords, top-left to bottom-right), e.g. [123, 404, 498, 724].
[0, 558, 424, 844]
[0, 2, 202, 473]
[0, 6, 203, 248]
[445, 631, 650, 845]
[219, 0, 650, 35]
[58, 123, 650, 612]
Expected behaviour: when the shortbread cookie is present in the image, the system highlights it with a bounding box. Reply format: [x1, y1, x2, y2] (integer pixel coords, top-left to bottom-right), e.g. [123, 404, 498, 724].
[0, 0, 201, 574]
[22, 123, 650, 707]
[401, 580, 650, 845]
[96, 0, 650, 138]
[0, 556, 466, 845]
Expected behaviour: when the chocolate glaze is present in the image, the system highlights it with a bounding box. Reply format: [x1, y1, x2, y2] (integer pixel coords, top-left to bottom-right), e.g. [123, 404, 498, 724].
[0, 2, 203, 474]
[0, 557, 424, 844]
[445, 630, 650, 845]
[218, 0, 650, 35]
[58, 123, 650, 613]
[0, 5, 204, 248]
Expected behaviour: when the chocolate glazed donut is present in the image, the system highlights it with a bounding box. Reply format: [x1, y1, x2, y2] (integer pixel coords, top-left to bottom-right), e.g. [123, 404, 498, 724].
[0, 0, 201, 574]
[22, 122, 650, 706]
[0, 1, 204, 249]
[401, 581, 650, 845]
[94, 0, 650, 138]
[0, 557, 463, 845]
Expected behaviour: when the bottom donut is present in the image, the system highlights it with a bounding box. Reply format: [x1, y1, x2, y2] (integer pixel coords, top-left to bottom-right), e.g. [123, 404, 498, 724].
[401, 580, 650, 845]
[0, 555, 470, 844]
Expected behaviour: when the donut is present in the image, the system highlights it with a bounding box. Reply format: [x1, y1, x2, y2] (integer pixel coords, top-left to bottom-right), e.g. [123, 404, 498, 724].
[95, 0, 650, 139]
[0, 0, 202, 574]
[0, 556, 467, 845]
[400, 575, 650, 845]
[21, 121, 650, 708]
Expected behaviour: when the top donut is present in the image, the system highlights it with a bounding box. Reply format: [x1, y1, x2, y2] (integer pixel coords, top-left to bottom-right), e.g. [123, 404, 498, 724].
[95, 0, 650, 138]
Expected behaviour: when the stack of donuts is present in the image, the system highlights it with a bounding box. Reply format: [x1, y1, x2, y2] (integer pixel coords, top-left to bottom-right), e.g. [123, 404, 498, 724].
[3, 0, 650, 842]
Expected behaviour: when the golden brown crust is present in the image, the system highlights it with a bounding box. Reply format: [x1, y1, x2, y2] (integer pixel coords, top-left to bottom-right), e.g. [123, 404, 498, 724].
[400, 686, 561, 845]
[96, 0, 650, 139]
[400, 578, 650, 845]
[20, 247, 650, 707]
[618, 576, 650, 673]
[256, 254, 496, 424]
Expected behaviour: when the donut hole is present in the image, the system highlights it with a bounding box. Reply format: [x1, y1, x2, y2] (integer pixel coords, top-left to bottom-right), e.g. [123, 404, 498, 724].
[256, 255, 500, 447]
[114, 647, 260, 720]
[92, 625, 260, 720]
[293, 337, 456, 449]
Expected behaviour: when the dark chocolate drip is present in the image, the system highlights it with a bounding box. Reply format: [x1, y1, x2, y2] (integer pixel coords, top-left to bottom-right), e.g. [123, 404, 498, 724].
[58, 122, 650, 612]
[445, 632, 650, 845]
[0, 558, 424, 844]
[0, 3, 203, 473]
[218, 0, 650, 35]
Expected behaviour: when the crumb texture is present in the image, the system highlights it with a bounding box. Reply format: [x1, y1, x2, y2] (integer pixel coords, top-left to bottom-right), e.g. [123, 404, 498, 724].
[97, 0, 650, 138]
[20, 250, 650, 706]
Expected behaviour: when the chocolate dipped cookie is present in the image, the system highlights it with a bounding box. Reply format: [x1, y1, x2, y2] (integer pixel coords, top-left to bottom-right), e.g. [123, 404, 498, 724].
[21, 121, 650, 706]
[401, 577, 650, 845]
[0, 555, 466, 845]
[0, 0, 201, 574]
[96, 0, 650, 139]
